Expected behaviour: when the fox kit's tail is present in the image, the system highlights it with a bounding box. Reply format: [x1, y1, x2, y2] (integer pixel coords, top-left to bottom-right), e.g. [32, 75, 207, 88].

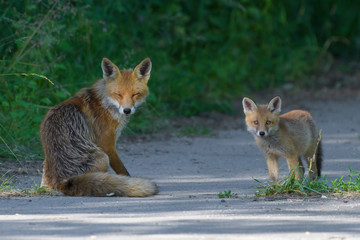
[316, 141, 323, 177]
[59, 172, 157, 197]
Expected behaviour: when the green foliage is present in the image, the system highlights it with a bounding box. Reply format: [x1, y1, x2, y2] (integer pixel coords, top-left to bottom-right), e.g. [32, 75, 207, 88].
[218, 190, 238, 198]
[177, 126, 214, 136]
[330, 168, 360, 193]
[1, 182, 60, 197]
[0, 171, 14, 191]
[1, 1, 359, 160]
[33, 185, 47, 194]
[33, 184, 56, 195]
[254, 168, 360, 197]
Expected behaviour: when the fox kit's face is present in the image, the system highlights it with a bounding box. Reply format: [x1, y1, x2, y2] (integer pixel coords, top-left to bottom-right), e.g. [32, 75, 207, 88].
[101, 58, 151, 116]
[242, 97, 281, 137]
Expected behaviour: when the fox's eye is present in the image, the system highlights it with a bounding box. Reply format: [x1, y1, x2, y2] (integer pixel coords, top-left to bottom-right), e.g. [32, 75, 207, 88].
[132, 93, 140, 98]
[266, 120, 272, 125]
[253, 120, 259, 125]
[117, 93, 123, 98]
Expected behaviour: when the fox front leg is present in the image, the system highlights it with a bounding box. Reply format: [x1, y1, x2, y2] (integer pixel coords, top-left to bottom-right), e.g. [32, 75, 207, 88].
[286, 155, 304, 180]
[97, 132, 130, 176]
[107, 150, 130, 176]
[265, 154, 279, 182]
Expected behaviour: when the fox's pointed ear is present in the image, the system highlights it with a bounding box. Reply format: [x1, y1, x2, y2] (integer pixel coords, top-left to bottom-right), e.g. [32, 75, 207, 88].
[101, 58, 120, 80]
[267, 96, 281, 113]
[134, 57, 152, 82]
[242, 97, 257, 114]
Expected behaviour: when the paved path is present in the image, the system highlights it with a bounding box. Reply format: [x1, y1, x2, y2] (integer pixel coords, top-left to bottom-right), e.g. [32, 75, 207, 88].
[1, 97, 359, 239]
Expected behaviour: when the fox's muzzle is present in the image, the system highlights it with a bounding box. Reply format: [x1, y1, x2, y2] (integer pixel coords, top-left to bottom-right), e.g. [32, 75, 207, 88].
[256, 130, 268, 137]
[120, 106, 136, 115]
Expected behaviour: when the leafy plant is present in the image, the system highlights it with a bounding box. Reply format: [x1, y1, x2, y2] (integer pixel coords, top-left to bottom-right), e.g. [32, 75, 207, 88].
[218, 190, 238, 198]
[331, 168, 360, 193]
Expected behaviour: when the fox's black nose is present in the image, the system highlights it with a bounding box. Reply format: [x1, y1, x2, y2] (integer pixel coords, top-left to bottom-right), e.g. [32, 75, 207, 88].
[259, 131, 265, 136]
[123, 108, 131, 115]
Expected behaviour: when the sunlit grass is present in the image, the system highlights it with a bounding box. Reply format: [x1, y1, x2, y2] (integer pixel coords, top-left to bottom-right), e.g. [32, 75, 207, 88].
[253, 168, 360, 197]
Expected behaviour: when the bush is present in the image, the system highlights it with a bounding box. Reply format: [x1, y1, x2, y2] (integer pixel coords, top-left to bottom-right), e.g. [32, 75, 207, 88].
[1, 0, 359, 159]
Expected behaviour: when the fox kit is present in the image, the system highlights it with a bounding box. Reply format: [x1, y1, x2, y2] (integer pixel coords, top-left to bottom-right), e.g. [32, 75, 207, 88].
[40, 57, 157, 197]
[242, 96, 322, 182]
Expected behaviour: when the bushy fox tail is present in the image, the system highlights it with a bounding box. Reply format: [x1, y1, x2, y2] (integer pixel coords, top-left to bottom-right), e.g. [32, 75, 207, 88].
[316, 141, 323, 177]
[58, 172, 157, 197]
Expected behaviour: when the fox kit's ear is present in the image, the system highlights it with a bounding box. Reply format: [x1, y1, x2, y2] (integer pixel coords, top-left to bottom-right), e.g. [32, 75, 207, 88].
[242, 97, 257, 113]
[134, 57, 152, 82]
[101, 58, 120, 80]
[267, 96, 281, 113]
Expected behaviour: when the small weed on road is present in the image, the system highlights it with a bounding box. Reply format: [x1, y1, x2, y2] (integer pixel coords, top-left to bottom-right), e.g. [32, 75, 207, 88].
[218, 190, 238, 198]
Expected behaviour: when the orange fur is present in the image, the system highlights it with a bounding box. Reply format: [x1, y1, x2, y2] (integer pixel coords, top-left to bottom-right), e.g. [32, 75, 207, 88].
[243, 96, 322, 181]
[40, 58, 157, 197]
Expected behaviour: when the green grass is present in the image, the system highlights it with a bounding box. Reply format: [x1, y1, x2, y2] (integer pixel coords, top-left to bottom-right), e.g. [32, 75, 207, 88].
[1, 187, 60, 198]
[253, 168, 360, 197]
[0, 171, 15, 191]
[32, 184, 57, 195]
[331, 168, 360, 193]
[0, 176, 59, 198]
[218, 190, 238, 198]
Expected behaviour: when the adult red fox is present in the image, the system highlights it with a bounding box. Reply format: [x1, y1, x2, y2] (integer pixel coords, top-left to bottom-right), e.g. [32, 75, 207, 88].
[242, 96, 322, 181]
[40, 57, 157, 197]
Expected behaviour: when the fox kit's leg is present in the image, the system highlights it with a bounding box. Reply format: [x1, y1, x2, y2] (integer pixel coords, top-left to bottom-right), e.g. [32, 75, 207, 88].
[286, 155, 304, 180]
[265, 154, 279, 182]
